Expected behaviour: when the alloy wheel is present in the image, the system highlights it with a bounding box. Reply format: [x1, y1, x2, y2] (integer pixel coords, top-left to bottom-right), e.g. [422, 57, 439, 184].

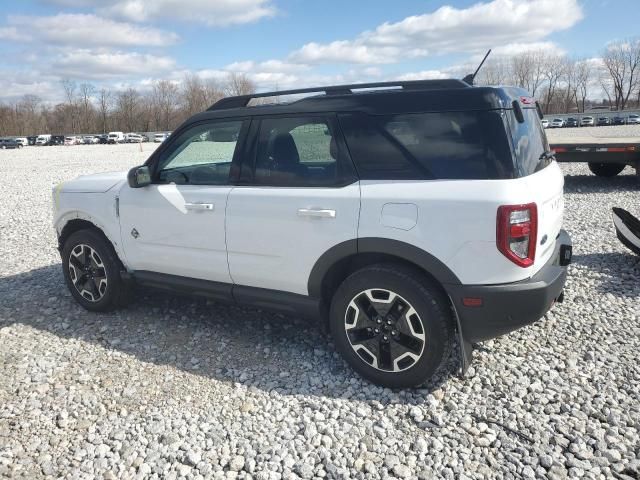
[68, 244, 108, 302]
[344, 289, 426, 372]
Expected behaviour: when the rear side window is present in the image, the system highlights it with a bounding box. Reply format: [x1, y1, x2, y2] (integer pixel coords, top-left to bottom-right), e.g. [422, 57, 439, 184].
[339, 111, 515, 180]
[508, 107, 552, 176]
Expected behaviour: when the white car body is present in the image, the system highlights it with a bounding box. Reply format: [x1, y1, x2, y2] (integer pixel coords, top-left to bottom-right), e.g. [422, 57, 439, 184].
[154, 133, 169, 142]
[550, 118, 564, 128]
[64, 136, 76, 146]
[83, 136, 98, 144]
[627, 114, 640, 125]
[125, 133, 143, 143]
[581, 116, 595, 126]
[36, 134, 51, 145]
[108, 132, 125, 143]
[14, 137, 28, 146]
[541, 119, 549, 128]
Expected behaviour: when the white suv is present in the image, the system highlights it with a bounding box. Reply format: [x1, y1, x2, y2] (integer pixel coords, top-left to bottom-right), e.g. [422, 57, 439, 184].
[52, 80, 572, 387]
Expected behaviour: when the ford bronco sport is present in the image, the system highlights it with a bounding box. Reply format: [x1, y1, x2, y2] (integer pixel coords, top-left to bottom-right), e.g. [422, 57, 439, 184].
[53, 79, 572, 388]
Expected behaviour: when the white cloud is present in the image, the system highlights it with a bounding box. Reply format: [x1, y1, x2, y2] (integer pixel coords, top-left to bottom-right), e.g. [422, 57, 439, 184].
[395, 70, 450, 81]
[7, 13, 179, 47]
[44, 0, 276, 26]
[51, 50, 176, 79]
[0, 26, 29, 42]
[289, 0, 582, 65]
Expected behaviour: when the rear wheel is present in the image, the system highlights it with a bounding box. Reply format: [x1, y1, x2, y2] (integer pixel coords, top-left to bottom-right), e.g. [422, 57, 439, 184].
[61, 229, 130, 312]
[588, 162, 625, 177]
[329, 264, 453, 388]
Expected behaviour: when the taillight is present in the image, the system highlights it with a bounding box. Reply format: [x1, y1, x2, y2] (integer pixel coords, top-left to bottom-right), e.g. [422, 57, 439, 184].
[497, 203, 537, 267]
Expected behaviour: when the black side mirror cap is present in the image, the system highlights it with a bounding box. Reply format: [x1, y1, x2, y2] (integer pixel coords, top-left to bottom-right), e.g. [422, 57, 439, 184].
[127, 165, 151, 188]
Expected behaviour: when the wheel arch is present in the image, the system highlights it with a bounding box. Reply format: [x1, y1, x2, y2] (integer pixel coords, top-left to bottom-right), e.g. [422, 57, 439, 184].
[56, 215, 126, 268]
[308, 238, 462, 303]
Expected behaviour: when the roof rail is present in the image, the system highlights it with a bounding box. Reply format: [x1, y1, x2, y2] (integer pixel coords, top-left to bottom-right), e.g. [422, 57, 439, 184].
[208, 79, 469, 111]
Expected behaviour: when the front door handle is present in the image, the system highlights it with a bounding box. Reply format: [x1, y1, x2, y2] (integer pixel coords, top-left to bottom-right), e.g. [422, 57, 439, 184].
[185, 202, 214, 211]
[297, 208, 336, 218]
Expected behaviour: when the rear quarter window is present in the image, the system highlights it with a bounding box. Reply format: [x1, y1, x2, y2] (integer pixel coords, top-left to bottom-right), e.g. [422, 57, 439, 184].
[339, 111, 515, 180]
[508, 107, 552, 176]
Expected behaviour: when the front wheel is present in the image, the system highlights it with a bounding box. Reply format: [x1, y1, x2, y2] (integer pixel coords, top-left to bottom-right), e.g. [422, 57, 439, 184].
[61, 229, 130, 312]
[329, 264, 454, 388]
[588, 162, 625, 177]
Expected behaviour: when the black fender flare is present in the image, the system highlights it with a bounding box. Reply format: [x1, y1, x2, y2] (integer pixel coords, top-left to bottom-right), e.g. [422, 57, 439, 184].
[307, 237, 462, 299]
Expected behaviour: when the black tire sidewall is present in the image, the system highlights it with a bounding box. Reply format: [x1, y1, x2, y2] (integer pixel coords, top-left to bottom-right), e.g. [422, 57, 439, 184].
[588, 162, 625, 177]
[330, 265, 451, 388]
[61, 230, 122, 312]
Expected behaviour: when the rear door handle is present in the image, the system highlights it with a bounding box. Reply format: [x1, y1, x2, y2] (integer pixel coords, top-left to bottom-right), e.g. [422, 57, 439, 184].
[297, 208, 336, 218]
[185, 202, 214, 211]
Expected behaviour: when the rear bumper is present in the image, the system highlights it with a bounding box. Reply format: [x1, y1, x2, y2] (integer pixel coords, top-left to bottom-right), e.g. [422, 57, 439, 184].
[447, 229, 572, 344]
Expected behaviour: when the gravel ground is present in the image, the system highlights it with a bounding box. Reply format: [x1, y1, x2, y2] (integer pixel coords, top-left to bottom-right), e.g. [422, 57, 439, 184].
[546, 124, 640, 142]
[1, 145, 639, 480]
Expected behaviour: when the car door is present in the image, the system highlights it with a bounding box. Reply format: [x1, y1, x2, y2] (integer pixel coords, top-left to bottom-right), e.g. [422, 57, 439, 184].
[118, 118, 247, 283]
[226, 115, 360, 296]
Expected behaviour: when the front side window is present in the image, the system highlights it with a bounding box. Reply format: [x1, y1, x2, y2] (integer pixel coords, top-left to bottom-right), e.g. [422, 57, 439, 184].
[155, 120, 243, 185]
[251, 116, 353, 187]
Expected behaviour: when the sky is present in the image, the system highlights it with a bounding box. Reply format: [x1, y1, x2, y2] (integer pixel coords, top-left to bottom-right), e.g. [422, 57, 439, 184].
[0, 0, 639, 103]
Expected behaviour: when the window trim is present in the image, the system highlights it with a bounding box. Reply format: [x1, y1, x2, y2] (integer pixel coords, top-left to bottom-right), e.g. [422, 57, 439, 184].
[145, 117, 250, 186]
[236, 113, 358, 189]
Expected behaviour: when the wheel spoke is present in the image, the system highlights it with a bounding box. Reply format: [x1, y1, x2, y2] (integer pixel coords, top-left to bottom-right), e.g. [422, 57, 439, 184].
[355, 294, 380, 322]
[347, 327, 376, 345]
[385, 296, 407, 322]
[379, 340, 393, 370]
[393, 331, 423, 354]
[82, 245, 92, 267]
[69, 255, 84, 271]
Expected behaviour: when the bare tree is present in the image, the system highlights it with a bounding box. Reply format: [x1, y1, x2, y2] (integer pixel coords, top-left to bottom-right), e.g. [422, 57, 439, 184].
[116, 88, 140, 132]
[511, 50, 546, 96]
[151, 80, 180, 131]
[181, 73, 207, 118]
[61, 79, 77, 133]
[78, 83, 95, 133]
[224, 73, 256, 96]
[602, 37, 640, 110]
[476, 57, 511, 86]
[574, 59, 591, 113]
[542, 54, 565, 113]
[97, 88, 112, 134]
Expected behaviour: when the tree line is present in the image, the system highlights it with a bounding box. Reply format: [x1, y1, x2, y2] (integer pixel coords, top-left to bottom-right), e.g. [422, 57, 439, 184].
[475, 38, 640, 114]
[0, 73, 256, 137]
[1, 38, 639, 137]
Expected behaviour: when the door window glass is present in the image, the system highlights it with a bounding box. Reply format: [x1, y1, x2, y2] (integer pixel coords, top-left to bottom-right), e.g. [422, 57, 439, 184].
[156, 120, 243, 185]
[253, 117, 351, 187]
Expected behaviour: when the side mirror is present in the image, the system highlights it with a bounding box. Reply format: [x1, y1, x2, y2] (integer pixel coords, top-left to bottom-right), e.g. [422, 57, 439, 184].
[127, 165, 151, 188]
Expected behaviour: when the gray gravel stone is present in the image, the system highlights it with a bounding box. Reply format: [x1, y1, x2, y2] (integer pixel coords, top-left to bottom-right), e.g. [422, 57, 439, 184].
[0, 147, 638, 479]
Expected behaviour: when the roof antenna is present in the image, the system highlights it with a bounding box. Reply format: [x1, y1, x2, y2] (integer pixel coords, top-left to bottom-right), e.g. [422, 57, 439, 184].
[462, 49, 491, 85]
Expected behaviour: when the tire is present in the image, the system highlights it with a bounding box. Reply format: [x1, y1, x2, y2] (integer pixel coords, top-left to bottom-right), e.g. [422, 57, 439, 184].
[329, 264, 454, 388]
[61, 229, 130, 312]
[588, 162, 625, 177]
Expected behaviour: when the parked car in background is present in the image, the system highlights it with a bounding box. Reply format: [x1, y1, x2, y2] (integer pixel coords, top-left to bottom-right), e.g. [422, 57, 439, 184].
[541, 119, 549, 128]
[108, 132, 125, 144]
[565, 117, 579, 128]
[0, 138, 22, 149]
[125, 133, 143, 143]
[83, 135, 99, 144]
[14, 137, 28, 147]
[627, 114, 640, 125]
[64, 136, 77, 146]
[36, 134, 51, 145]
[596, 117, 610, 126]
[153, 132, 169, 142]
[611, 116, 626, 125]
[550, 118, 564, 128]
[581, 116, 595, 127]
[141, 134, 150, 142]
[51, 135, 65, 146]
[27, 136, 37, 146]
[96, 134, 108, 144]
